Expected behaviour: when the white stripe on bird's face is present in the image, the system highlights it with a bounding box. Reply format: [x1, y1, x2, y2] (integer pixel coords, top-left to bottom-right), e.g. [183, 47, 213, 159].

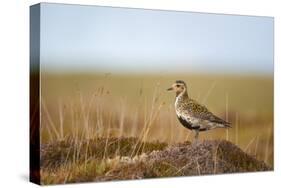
[167, 81, 187, 96]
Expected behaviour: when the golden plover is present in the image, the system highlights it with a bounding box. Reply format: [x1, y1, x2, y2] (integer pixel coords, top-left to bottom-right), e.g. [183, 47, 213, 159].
[167, 80, 231, 141]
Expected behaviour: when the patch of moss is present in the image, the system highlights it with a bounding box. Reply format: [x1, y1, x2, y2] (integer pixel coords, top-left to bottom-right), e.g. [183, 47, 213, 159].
[216, 140, 271, 172]
[102, 140, 272, 181]
[147, 161, 179, 178]
[41, 159, 115, 185]
[40, 137, 168, 169]
[41, 139, 272, 184]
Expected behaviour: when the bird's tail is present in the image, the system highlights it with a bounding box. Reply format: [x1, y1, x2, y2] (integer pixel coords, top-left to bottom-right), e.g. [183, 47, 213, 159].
[223, 122, 232, 128]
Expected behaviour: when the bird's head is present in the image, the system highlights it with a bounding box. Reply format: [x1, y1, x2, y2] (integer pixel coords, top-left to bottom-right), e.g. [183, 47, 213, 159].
[167, 80, 188, 96]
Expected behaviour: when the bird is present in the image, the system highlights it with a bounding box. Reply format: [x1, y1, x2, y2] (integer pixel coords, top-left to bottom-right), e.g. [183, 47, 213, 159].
[167, 80, 231, 142]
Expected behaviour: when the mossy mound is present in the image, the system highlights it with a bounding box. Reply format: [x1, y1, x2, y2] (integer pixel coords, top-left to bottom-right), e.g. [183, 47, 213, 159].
[40, 138, 271, 184]
[99, 140, 271, 181]
[40, 137, 168, 169]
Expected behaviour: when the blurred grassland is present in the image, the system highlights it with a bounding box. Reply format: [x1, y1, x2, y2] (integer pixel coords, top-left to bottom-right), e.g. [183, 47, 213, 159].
[40, 72, 273, 166]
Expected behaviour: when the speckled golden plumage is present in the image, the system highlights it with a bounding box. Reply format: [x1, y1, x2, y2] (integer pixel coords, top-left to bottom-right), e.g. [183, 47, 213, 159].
[167, 80, 231, 141]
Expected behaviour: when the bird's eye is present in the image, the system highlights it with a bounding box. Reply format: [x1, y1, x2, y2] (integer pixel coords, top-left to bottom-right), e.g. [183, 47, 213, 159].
[176, 84, 180, 87]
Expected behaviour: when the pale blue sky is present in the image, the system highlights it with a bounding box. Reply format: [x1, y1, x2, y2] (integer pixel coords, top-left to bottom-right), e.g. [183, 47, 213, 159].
[40, 3, 274, 75]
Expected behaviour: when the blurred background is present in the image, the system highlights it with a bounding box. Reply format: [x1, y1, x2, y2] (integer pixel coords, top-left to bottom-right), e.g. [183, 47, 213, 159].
[39, 3, 273, 165]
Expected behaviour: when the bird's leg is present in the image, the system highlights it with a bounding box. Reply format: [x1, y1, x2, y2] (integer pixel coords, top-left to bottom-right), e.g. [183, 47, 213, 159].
[194, 129, 199, 144]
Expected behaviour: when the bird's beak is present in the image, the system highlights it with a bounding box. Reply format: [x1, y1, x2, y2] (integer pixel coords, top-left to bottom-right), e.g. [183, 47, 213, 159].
[167, 87, 173, 91]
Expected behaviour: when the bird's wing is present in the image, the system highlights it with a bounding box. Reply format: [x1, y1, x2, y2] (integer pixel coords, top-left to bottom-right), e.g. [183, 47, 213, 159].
[186, 99, 231, 126]
[176, 110, 199, 129]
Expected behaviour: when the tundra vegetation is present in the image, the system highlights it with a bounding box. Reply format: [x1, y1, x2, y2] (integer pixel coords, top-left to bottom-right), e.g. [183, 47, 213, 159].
[40, 73, 273, 184]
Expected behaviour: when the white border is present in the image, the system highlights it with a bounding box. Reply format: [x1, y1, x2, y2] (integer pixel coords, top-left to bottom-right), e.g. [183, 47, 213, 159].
[0, 0, 279, 187]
